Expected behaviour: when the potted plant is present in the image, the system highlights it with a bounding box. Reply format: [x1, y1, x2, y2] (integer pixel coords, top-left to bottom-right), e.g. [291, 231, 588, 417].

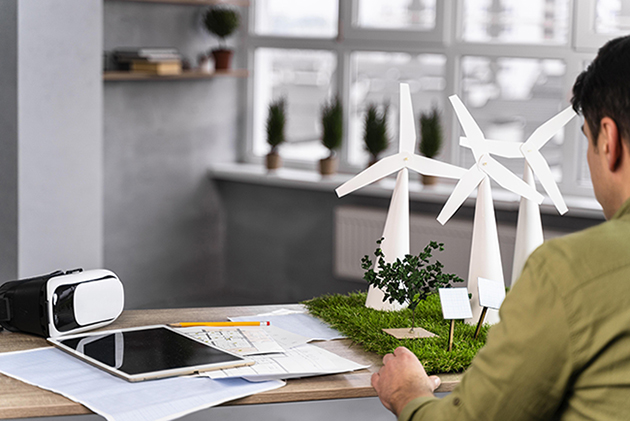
[266, 98, 286, 171]
[320, 96, 343, 176]
[363, 103, 389, 167]
[202, 6, 240, 70]
[418, 106, 443, 185]
[362, 238, 463, 337]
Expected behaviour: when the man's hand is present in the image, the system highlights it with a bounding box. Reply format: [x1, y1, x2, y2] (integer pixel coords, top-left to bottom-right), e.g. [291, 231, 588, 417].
[371, 346, 441, 416]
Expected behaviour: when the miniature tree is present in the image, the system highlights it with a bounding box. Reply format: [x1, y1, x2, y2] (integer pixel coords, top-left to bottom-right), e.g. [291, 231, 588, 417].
[418, 106, 443, 185]
[319, 96, 343, 175]
[419, 106, 443, 159]
[362, 239, 463, 330]
[265, 98, 286, 170]
[202, 6, 241, 69]
[363, 103, 389, 166]
[203, 6, 240, 50]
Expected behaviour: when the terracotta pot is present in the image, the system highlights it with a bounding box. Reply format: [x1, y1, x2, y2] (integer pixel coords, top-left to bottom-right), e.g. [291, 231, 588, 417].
[266, 152, 281, 171]
[319, 156, 338, 176]
[212, 49, 233, 70]
[421, 174, 437, 186]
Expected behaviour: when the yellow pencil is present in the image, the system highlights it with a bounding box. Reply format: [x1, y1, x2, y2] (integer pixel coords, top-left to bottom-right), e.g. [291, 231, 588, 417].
[168, 321, 271, 328]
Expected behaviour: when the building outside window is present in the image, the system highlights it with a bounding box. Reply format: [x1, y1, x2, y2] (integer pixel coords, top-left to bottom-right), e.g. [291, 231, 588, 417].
[243, 0, 624, 197]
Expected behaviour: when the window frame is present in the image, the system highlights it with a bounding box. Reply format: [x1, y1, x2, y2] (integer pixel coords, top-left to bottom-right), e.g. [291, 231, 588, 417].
[240, 0, 616, 198]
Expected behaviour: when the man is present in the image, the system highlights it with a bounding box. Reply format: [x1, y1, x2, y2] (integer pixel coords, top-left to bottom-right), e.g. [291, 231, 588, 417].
[372, 34, 630, 420]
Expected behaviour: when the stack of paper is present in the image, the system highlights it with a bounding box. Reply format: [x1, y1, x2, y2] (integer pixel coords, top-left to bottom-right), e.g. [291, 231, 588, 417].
[179, 308, 368, 382]
[0, 347, 284, 421]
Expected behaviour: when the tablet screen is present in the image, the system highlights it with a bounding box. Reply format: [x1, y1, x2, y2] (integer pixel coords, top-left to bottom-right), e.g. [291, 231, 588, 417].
[53, 326, 246, 380]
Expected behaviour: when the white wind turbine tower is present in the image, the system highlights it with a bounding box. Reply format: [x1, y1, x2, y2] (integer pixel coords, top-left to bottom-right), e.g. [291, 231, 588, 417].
[336, 83, 466, 311]
[437, 95, 544, 324]
[459, 106, 576, 286]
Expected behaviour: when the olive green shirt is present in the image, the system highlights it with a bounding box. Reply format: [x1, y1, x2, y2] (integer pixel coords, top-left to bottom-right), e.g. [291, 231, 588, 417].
[400, 199, 630, 421]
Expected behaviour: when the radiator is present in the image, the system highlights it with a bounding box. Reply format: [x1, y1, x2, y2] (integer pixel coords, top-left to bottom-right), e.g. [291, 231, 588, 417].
[333, 205, 519, 286]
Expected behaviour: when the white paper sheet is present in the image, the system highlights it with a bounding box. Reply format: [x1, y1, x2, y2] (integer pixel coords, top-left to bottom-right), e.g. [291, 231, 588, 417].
[182, 326, 285, 355]
[229, 310, 344, 341]
[203, 343, 369, 382]
[439, 288, 473, 320]
[477, 277, 506, 310]
[0, 347, 284, 421]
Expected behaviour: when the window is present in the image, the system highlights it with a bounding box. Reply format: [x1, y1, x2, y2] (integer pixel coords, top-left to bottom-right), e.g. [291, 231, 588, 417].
[460, 0, 570, 45]
[252, 49, 336, 162]
[243, 0, 622, 197]
[355, 0, 437, 31]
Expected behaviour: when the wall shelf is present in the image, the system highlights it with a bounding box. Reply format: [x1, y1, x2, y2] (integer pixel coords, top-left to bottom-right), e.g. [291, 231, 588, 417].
[103, 69, 248, 81]
[104, 0, 249, 6]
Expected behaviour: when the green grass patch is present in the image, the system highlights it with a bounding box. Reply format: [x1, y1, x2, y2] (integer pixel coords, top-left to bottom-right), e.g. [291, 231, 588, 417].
[303, 291, 488, 374]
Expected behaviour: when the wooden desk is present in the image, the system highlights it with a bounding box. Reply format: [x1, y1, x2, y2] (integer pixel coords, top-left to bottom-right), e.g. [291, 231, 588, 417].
[0, 304, 462, 419]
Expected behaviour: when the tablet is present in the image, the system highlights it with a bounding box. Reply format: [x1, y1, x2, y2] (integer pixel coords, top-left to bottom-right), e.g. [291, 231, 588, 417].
[47, 325, 253, 382]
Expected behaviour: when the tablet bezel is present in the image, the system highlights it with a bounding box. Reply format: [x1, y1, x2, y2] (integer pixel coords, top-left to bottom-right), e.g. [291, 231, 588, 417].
[47, 324, 254, 382]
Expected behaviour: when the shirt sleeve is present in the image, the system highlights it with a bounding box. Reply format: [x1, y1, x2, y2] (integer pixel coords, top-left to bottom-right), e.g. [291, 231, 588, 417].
[399, 249, 574, 420]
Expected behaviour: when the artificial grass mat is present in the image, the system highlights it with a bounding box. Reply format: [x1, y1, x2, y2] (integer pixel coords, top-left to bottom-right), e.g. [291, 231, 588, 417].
[303, 291, 489, 374]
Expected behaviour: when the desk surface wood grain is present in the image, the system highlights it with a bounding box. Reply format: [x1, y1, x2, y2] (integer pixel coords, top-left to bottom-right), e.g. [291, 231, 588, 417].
[0, 304, 462, 419]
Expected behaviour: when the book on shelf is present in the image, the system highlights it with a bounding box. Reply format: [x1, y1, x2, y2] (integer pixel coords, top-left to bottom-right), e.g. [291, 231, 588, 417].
[130, 60, 182, 75]
[112, 48, 182, 71]
[113, 48, 180, 60]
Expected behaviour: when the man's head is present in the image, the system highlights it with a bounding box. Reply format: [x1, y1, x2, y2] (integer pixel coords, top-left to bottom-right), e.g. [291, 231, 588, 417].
[572, 35, 630, 145]
[572, 35, 630, 219]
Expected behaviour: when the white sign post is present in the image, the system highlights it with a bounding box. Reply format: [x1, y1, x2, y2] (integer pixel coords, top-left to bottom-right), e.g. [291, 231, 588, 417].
[438, 288, 473, 351]
[474, 277, 506, 339]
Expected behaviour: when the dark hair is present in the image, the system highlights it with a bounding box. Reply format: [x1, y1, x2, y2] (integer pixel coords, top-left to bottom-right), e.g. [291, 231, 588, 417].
[571, 35, 630, 145]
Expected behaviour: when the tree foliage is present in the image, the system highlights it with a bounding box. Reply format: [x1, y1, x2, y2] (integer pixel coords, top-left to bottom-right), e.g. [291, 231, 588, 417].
[363, 103, 389, 163]
[321, 96, 343, 156]
[266, 98, 286, 152]
[362, 239, 463, 328]
[419, 106, 443, 158]
[203, 6, 240, 48]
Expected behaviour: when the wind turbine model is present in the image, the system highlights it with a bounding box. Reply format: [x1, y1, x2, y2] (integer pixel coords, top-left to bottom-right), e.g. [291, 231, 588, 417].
[437, 95, 545, 324]
[459, 106, 576, 286]
[336, 84, 466, 311]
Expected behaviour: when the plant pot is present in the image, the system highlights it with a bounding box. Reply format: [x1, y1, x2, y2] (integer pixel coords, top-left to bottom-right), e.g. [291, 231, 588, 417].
[421, 174, 437, 186]
[212, 49, 233, 70]
[319, 156, 338, 176]
[266, 152, 281, 171]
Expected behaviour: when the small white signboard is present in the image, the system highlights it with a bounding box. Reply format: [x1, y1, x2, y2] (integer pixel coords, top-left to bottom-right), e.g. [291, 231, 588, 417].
[438, 288, 473, 320]
[477, 277, 506, 310]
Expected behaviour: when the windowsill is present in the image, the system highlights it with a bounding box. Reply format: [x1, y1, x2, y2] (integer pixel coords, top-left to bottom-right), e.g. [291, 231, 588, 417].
[210, 162, 604, 220]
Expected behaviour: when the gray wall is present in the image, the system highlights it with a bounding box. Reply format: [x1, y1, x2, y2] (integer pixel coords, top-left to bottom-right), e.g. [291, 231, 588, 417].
[0, 0, 19, 282]
[103, 2, 242, 309]
[215, 178, 602, 305]
[0, 0, 103, 280]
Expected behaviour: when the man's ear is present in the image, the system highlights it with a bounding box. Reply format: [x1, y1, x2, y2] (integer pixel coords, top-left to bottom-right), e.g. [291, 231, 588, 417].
[600, 117, 622, 171]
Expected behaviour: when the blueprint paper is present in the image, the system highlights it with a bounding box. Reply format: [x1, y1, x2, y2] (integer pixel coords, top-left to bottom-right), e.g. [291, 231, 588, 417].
[0, 347, 284, 421]
[203, 344, 369, 382]
[181, 326, 285, 355]
[229, 310, 344, 341]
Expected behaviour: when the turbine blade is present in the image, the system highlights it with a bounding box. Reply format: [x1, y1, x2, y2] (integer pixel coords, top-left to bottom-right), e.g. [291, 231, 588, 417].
[436, 166, 485, 225]
[525, 151, 568, 214]
[524, 106, 577, 151]
[460, 136, 522, 158]
[399, 83, 416, 153]
[482, 156, 544, 204]
[335, 155, 403, 197]
[406, 155, 466, 179]
[449, 95, 486, 158]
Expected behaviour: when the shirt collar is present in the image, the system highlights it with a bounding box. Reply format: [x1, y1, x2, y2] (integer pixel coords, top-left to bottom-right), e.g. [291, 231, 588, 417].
[611, 197, 630, 220]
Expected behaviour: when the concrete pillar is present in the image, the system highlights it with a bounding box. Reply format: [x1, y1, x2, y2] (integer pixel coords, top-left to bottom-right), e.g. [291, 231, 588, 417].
[0, 0, 103, 279]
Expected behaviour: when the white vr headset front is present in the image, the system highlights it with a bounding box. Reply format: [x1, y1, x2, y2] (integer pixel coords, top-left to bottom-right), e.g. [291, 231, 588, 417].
[0, 269, 124, 338]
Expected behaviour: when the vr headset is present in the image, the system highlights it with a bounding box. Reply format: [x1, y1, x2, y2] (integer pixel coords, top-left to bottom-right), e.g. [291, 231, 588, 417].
[0, 269, 124, 338]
